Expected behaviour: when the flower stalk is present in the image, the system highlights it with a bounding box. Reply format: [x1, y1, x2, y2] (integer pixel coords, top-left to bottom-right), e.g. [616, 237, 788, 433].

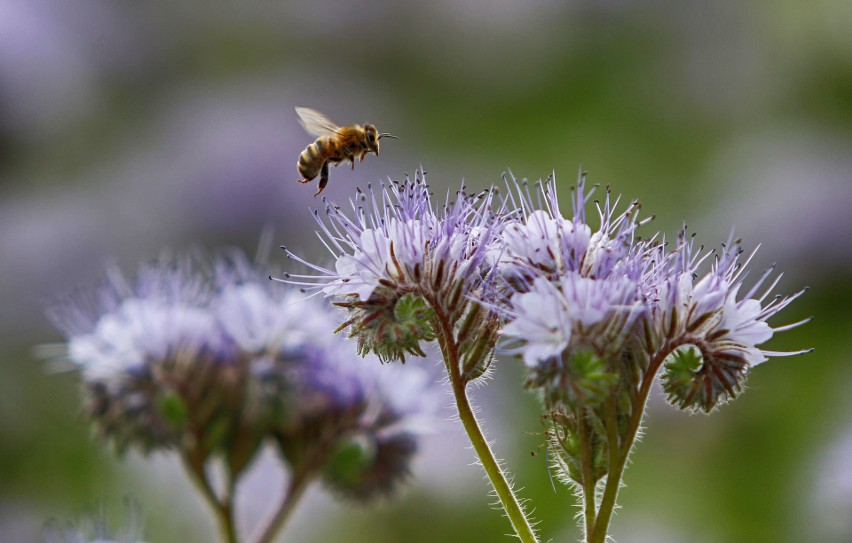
[435, 303, 539, 543]
[180, 452, 239, 543]
[254, 469, 314, 543]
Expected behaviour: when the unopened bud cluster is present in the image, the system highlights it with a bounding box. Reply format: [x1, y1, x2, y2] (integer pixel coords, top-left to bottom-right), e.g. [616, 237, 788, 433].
[334, 290, 437, 363]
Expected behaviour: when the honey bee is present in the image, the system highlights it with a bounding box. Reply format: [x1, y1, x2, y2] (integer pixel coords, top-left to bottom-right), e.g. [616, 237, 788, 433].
[295, 107, 397, 196]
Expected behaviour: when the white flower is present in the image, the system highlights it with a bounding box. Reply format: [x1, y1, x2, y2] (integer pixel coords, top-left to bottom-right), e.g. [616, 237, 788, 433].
[502, 274, 643, 367]
[67, 296, 224, 384]
[286, 174, 502, 308]
[216, 283, 330, 356]
[501, 278, 571, 367]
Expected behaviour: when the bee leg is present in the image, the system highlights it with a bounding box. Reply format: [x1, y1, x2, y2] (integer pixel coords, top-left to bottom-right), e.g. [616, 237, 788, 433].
[340, 147, 355, 170]
[297, 178, 312, 184]
[313, 161, 330, 197]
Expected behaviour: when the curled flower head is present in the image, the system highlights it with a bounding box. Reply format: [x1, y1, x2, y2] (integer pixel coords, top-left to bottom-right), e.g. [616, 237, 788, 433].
[269, 327, 440, 504]
[319, 365, 438, 502]
[654, 235, 811, 412]
[284, 171, 508, 364]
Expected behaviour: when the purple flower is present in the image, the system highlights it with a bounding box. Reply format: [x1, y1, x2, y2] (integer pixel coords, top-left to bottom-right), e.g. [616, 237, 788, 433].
[495, 172, 809, 412]
[210, 250, 441, 495]
[289, 172, 500, 303]
[284, 171, 507, 364]
[496, 173, 649, 374]
[46, 256, 235, 452]
[317, 363, 439, 502]
[47, 247, 440, 501]
[49, 257, 230, 381]
[502, 273, 644, 368]
[653, 235, 811, 411]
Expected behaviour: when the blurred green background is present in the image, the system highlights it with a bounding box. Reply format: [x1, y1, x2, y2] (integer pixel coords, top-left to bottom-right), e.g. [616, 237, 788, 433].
[2, 1, 851, 542]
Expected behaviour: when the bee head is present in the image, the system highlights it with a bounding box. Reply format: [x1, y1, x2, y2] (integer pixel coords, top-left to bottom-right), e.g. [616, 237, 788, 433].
[364, 124, 380, 155]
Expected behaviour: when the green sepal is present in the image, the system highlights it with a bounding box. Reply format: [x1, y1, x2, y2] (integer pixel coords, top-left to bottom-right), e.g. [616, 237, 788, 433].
[323, 436, 374, 488]
[528, 350, 618, 410]
[459, 306, 499, 382]
[202, 414, 234, 456]
[546, 409, 610, 487]
[661, 344, 749, 413]
[156, 391, 188, 430]
[343, 291, 436, 363]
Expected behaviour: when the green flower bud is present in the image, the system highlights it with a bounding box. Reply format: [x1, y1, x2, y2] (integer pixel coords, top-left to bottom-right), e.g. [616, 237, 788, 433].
[336, 290, 436, 364]
[661, 344, 748, 413]
[458, 303, 499, 382]
[526, 350, 618, 410]
[322, 430, 418, 503]
[545, 410, 609, 487]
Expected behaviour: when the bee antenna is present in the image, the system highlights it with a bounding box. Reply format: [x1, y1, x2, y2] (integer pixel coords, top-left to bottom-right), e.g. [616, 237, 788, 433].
[378, 133, 398, 139]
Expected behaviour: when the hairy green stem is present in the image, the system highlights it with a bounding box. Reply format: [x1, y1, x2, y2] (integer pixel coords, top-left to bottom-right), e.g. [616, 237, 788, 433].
[576, 409, 598, 538]
[588, 394, 621, 543]
[434, 307, 539, 543]
[254, 471, 313, 543]
[587, 355, 666, 543]
[181, 453, 239, 543]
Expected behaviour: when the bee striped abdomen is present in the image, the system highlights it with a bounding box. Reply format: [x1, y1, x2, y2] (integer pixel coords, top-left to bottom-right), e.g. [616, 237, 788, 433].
[298, 137, 331, 180]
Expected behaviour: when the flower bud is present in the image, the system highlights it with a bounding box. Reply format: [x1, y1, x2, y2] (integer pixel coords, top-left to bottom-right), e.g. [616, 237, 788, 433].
[336, 290, 436, 364]
[322, 429, 418, 503]
[661, 343, 748, 413]
[526, 350, 618, 410]
[545, 410, 609, 487]
[458, 303, 500, 382]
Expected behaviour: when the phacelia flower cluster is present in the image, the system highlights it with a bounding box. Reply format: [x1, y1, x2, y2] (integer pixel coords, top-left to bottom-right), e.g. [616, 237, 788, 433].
[648, 231, 810, 412]
[494, 172, 809, 413]
[285, 171, 505, 375]
[287, 169, 809, 414]
[47, 248, 438, 502]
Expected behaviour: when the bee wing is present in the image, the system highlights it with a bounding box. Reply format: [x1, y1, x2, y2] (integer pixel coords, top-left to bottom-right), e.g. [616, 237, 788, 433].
[295, 107, 341, 138]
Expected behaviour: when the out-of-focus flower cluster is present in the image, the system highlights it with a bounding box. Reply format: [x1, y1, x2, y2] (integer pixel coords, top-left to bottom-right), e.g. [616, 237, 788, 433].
[47, 248, 438, 503]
